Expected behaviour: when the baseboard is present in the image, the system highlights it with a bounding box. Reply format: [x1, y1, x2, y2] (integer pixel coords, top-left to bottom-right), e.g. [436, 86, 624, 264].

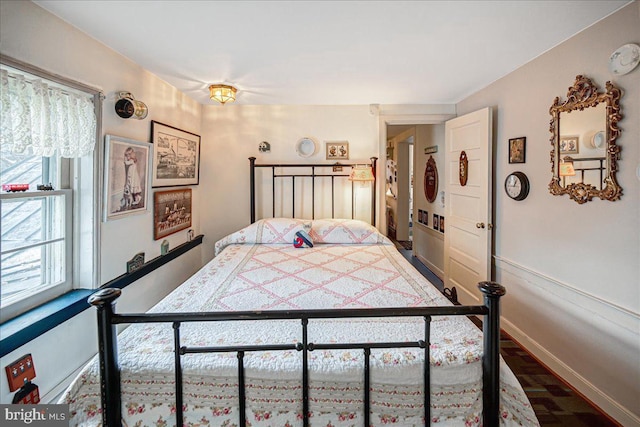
[416, 254, 443, 281]
[501, 298, 640, 426]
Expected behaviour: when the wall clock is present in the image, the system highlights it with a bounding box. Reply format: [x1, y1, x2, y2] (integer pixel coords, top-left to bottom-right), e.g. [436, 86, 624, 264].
[504, 171, 530, 201]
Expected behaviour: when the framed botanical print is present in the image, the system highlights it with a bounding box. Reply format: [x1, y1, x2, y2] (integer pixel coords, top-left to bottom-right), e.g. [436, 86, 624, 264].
[153, 188, 192, 240]
[103, 135, 151, 221]
[150, 121, 201, 187]
[325, 141, 349, 160]
[559, 135, 579, 154]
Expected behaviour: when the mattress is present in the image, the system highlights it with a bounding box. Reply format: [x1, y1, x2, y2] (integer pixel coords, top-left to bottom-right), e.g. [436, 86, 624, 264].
[61, 218, 538, 426]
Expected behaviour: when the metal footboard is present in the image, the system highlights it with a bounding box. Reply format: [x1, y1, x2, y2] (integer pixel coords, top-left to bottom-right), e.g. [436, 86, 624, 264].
[89, 281, 505, 427]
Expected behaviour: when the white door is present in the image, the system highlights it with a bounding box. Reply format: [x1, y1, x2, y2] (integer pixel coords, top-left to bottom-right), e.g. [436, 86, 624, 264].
[443, 107, 492, 304]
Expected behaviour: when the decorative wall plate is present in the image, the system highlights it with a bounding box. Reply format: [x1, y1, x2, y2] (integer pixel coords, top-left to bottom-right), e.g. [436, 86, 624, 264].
[296, 137, 316, 157]
[608, 43, 640, 76]
[424, 156, 438, 203]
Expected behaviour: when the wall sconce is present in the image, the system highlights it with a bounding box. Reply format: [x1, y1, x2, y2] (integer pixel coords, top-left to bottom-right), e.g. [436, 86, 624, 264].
[258, 141, 271, 153]
[209, 84, 237, 105]
[115, 92, 148, 119]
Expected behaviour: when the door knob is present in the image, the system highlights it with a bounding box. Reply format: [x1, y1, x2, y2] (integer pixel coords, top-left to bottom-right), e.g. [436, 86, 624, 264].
[476, 222, 485, 229]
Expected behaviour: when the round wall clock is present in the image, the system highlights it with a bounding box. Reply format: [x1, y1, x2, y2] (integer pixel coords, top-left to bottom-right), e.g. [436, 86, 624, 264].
[504, 171, 530, 201]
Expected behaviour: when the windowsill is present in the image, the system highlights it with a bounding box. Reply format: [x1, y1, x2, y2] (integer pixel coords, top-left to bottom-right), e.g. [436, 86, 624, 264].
[0, 235, 203, 358]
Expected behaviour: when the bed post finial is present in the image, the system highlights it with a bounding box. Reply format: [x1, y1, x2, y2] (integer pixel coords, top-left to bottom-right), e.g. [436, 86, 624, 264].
[249, 157, 256, 223]
[89, 288, 123, 427]
[478, 281, 505, 427]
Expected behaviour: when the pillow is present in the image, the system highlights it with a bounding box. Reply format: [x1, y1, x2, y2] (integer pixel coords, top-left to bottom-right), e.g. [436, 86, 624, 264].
[310, 219, 392, 245]
[214, 218, 310, 256]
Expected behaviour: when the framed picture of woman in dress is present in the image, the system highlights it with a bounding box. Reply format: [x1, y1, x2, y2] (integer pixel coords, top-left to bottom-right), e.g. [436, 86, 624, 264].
[103, 135, 152, 221]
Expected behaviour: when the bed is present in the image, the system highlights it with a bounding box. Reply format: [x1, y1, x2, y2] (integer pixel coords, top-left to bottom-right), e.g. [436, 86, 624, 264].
[62, 217, 538, 426]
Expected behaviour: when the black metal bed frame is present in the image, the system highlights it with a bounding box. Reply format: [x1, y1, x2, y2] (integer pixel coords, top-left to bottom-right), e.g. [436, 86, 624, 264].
[249, 157, 378, 226]
[89, 158, 505, 426]
[90, 282, 505, 427]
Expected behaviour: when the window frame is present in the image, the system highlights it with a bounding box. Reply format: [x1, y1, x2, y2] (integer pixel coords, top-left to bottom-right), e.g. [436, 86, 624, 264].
[0, 54, 103, 323]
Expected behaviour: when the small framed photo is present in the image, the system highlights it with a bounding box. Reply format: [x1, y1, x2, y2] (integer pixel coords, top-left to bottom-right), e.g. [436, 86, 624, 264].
[423, 210, 428, 226]
[433, 214, 439, 230]
[439, 215, 445, 233]
[326, 141, 349, 160]
[153, 188, 192, 240]
[151, 121, 201, 187]
[103, 135, 151, 221]
[560, 136, 579, 154]
[508, 137, 526, 164]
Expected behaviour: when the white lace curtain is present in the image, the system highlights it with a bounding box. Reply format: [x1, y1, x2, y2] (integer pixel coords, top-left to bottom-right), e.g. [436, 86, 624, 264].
[0, 68, 97, 158]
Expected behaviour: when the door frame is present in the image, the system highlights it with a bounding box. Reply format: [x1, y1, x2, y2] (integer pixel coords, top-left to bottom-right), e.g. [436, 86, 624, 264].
[377, 112, 455, 235]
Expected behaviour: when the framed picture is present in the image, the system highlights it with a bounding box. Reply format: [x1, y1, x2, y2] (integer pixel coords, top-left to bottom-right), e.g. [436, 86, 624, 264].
[508, 137, 526, 164]
[560, 135, 579, 154]
[325, 141, 349, 160]
[433, 214, 439, 231]
[103, 135, 151, 221]
[439, 215, 445, 233]
[153, 189, 192, 240]
[151, 121, 201, 187]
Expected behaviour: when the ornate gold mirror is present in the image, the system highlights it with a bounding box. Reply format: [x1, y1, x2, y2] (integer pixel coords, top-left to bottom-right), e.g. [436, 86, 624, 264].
[549, 75, 623, 204]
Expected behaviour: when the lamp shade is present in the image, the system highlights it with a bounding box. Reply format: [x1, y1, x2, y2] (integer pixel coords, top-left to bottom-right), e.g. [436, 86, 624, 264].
[349, 165, 375, 181]
[209, 84, 237, 105]
[559, 160, 576, 176]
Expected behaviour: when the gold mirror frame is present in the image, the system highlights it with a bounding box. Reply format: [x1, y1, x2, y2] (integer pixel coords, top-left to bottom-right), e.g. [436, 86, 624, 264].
[549, 75, 623, 204]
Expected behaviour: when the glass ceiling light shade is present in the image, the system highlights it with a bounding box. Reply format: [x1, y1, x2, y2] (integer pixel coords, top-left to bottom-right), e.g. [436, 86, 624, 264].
[348, 165, 375, 181]
[209, 84, 237, 105]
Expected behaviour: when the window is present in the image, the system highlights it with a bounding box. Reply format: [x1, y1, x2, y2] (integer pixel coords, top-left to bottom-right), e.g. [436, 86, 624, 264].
[0, 59, 102, 323]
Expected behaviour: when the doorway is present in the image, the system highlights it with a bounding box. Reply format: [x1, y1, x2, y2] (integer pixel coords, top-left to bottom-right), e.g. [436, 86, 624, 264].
[385, 126, 414, 247]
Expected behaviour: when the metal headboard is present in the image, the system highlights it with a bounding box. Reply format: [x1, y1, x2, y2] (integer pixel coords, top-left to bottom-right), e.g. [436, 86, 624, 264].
[249, 157, 377, 225]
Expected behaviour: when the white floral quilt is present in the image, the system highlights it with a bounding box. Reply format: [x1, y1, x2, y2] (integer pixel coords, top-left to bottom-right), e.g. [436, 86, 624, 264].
[62, 219, 538, 426]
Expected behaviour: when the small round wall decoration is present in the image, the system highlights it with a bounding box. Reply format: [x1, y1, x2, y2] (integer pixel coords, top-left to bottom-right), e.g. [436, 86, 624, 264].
[459, 151, 469, 186]
[424, 156, 438, 203]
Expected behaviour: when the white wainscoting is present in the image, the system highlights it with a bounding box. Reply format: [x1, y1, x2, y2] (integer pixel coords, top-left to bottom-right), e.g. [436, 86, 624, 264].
[494, 256, 640, 426]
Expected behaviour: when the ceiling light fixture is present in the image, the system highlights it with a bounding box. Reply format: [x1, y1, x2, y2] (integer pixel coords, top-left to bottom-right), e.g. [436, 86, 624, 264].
[209, 84, 237, 105]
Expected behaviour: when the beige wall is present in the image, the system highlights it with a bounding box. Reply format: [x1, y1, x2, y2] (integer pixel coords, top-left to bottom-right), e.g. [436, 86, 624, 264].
[456, 3, 639, 424]
[0, 0, 204, 403]
[199, 104, 379, 261]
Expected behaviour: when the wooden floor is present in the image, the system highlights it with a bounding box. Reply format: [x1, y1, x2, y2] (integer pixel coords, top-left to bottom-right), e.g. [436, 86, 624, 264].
[394, 245, 619, 427]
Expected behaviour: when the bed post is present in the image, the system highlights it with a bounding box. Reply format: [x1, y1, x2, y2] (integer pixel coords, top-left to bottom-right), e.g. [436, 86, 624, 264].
[249, 157, 256, 223]
[478, 281, 506, 427]
[370, 157, 377, 226]
[88, 288, 123, 427]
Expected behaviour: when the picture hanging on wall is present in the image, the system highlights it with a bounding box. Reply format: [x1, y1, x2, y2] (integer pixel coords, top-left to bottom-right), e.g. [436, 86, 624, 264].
[153, 188, 192, 240]
[150, 121, 201, 187]
[103, 135, 151, 221]
[325, 141, 349, 160]
[559, 135, 579, 154]
[508, 137, 526, 164]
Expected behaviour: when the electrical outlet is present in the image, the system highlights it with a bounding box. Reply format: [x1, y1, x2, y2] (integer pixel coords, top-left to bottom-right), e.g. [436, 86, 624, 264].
[5, 354, 36, 392]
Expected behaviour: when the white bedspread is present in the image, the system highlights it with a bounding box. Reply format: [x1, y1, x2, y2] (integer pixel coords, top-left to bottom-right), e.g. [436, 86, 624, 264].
[62, 219, 538, 426]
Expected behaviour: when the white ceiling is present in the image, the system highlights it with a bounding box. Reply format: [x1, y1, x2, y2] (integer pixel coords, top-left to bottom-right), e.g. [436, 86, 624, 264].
[34, 0, 630, 106]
